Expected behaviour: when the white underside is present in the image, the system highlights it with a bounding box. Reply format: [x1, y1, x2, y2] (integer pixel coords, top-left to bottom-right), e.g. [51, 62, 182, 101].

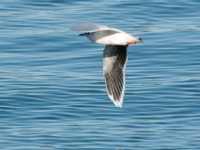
[86, 32, 136, 45]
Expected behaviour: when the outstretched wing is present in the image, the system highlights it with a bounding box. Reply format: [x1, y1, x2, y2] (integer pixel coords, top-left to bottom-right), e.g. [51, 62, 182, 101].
[70, 23, 125, 45]
[70, 23, 122, 35]
[103, 45, 128, 108]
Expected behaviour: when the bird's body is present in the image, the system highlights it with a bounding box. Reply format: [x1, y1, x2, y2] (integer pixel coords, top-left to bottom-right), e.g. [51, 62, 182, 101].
[70, 23, 142, 108]
[85, 31, 137, 45]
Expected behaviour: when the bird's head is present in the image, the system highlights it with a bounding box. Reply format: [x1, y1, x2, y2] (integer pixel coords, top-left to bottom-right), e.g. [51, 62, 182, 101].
[137, 37, 144, 43]
[127, 37, 143, 45]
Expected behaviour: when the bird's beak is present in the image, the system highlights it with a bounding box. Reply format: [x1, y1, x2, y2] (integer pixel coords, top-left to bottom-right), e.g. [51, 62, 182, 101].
[138, 37, 144, 43]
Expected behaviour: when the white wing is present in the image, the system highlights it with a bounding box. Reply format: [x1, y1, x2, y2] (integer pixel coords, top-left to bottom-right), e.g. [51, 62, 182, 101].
[103, 45, 128, 108]
[70, 23, 123, 35]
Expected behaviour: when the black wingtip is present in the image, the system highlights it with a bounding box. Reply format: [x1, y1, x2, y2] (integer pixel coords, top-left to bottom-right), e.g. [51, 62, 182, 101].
[79, 33, 85, 36]
[79, 32, 91, 36]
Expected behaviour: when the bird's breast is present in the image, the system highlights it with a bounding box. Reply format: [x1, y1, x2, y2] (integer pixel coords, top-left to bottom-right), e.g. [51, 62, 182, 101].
[97, 33, 128, 45]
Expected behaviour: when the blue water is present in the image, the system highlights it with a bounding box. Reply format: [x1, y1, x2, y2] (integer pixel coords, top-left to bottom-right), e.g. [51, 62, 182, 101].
[0, 0, 200, 149]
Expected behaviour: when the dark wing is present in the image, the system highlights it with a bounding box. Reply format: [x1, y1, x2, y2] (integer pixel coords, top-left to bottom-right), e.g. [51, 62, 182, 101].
[103, 45, 128, 108]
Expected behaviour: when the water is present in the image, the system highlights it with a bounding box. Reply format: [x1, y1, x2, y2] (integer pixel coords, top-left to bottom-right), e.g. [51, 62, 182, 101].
[0, 0, 200, 149]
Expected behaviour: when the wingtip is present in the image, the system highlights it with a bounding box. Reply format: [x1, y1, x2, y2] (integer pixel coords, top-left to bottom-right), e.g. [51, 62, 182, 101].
[114, 101, 123, 108]
[106, 85, 124, 108]
[109, 96, 123, 108]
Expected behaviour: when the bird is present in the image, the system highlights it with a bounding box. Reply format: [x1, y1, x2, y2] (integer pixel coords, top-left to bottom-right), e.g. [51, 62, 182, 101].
[70, 23, 143, 108]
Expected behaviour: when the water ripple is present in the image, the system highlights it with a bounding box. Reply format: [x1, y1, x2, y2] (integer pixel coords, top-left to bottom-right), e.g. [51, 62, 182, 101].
[0, 0, 200, 149]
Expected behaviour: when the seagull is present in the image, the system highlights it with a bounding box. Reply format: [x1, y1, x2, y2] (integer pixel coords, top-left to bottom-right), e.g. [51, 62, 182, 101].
[70, 23, 143, 108]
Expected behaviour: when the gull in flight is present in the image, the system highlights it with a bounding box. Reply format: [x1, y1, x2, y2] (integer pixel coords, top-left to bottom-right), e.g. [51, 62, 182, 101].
[70, 23, 143, 108]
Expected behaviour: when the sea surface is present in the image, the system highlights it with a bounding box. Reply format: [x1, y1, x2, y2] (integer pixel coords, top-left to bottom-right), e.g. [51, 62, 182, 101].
[0, 0, 200, 149]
